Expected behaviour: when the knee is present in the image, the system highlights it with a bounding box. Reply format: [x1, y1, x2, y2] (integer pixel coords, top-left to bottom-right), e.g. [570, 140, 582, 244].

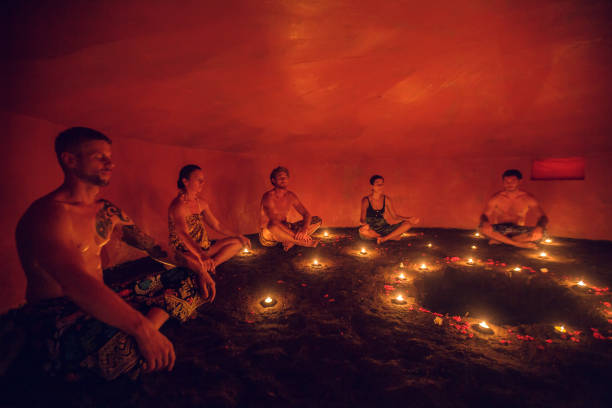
[358, 224, 369, 233]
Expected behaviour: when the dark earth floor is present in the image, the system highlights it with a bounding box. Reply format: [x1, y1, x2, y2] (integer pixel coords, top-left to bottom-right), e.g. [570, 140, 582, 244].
[2, 228, 612, 408]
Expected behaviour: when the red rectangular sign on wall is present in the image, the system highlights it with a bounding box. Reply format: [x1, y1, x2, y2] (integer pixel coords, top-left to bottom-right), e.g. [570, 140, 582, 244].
[531, 157, 585, 180]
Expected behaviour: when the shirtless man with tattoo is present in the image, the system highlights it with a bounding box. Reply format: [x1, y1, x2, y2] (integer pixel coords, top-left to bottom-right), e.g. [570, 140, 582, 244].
[15, 127, 206, 379]
[259, 167, 321, 251]
[478, 169, 549, 249]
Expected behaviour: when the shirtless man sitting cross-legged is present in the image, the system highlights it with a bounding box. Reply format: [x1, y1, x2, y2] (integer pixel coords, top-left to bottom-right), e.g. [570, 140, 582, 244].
[478, 169, 549, 249]
[15, 127, 208, 380]
[259, 167, 321, 251]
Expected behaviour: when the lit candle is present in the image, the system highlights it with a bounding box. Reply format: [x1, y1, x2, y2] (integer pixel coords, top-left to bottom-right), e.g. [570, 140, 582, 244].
[554, 325, 566, 333]
[479, 321, 490, 329]
[360, 247, 367, 255]
[392, 294, 407, 304]
[398, 273, 406, 280]
[323, 231, 329, 237]
[427, 243, 432, 248]
[513, 267, 521, 272]
[467, 258, 474, 265]
[260, 296, 277, 308]
[472, 319, 494, 334]
[311, 259, 322, 268]
[243, 248, 249, 253]
[577, 280, 586, 287]
[539, 252, 547, 258]
[471, 245, 477, 250]
[544, 238, 552, 244]
[419, 263, 428, 271]
[474, 232, 480, 237]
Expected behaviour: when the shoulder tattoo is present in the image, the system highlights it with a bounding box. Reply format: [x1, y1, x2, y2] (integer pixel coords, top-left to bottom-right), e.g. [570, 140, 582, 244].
[96, 200, 130, 239]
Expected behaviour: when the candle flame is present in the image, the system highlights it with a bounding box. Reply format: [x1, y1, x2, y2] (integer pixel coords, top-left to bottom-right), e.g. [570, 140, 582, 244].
[400, 262, 404, 268]
[427, 243, 432, 248]
[420, 263, 427, 270]
[544, 238, 552, 243]
[539, 252, 547, 258]
[471, 245, 477, 249]
[399, 273, 406, 279]
[243, 248, 249, 253]
[396, 294, 404, 301]
[514, 267, 521, 272]
[467, 258, 474, 264]
[474, 232, 480, 237]
[555, 325, 566, 333]
[479, 321, 489, 329]
[264, 297, 272, 304]
[323, 231, 329, 237]
[577, 280, 585, 287]
[360, 248, 366, 254]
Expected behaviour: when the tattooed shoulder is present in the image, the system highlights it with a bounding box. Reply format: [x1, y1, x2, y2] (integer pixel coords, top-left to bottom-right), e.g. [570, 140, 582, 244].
[96, 200, 131, 239]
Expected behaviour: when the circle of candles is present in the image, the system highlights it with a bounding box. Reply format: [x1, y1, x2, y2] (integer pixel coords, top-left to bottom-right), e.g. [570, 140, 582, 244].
[554, 325, 566, 334]
[471, 320, 494, 334]
[392, 294, 407, 305]
[467, 258, 475, 265]
[260, 296, 278, 308]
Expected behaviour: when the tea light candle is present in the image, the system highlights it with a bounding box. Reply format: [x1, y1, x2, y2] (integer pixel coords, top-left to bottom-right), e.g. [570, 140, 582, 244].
[360, 247, 367, 255]
[260, 296, 278, 308]
[427, 243, 432, 248]
[398, 272, 406, 280]
[323, 231, 329, 237]
[472, 320, 494, 334]
[554, 325, 566, 334]
[539, 252, 547, 259]
[471, 245, 477, 250]
[544, 238, 552, 244]
[392, 294, 407, 305]
[311, 259, 322, 268]
[474, 232, 480, 237]
[577, 280, 586, 287]
[419, 263, 428, 271]
[467, 258, 475, 265]
[513, 267, 521, 272]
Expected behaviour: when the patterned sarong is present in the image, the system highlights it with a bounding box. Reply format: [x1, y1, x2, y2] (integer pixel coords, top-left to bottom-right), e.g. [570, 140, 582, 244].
[17, 267, 203, 380]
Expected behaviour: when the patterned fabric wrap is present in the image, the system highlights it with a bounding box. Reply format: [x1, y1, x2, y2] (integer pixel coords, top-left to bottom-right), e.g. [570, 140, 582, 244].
[168, 213, 211, 252]
[492, 223, 535, 237]
[364, 216, 403, 236]
[259, 216, 322, 247]
[18, 267, 203, 381]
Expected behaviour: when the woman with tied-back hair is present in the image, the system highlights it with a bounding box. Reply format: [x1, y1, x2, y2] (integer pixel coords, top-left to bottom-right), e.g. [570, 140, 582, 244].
[168, 164, 250, 301]
[359, 174, 420, 244]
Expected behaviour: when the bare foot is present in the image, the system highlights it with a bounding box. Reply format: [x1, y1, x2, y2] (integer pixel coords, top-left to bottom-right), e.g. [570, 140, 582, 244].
[283, 242, 295, 252]
[516, 241, 537, 249]
[488, 239, 502, 245]
[306, 238, 320, 248]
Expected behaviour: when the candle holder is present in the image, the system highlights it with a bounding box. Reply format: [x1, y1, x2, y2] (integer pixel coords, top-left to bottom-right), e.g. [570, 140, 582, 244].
[554, 325, 566, 334]
[471, 245, 477, 250]
[392, 294, 407, 305]
[397, 272, 407, 280]
[359, 248, 368, 256]
[513, 266, 522, 272]
[418, 263, 429, 271]
[472, 321, 494, 334]
[260, 296, 278, 308]
[538, 252, 548, 259]
[426, 242, 433, 248]
[241, 248, 254, 256]
[311, 259, 323, 269]
[466, 258, 475, 266]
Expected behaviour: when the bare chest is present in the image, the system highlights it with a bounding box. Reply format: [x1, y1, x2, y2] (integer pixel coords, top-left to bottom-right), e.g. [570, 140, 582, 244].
[495, 196, 530, 217]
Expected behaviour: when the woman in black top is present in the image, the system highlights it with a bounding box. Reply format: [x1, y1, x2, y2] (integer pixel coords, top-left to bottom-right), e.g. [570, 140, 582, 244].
[359, 175, 420, 244]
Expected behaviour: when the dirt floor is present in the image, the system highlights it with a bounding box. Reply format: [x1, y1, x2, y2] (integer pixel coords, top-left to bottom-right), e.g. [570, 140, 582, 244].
[2, 228, 612, 408]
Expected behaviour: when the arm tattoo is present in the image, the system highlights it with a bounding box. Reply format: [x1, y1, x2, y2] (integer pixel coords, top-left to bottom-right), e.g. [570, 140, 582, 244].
[96, 200, 130, 239]
[121, 225, 167, 258]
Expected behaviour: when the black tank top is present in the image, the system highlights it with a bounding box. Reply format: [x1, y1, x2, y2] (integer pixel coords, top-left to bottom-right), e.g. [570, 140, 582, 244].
[366, 196, 386, 219]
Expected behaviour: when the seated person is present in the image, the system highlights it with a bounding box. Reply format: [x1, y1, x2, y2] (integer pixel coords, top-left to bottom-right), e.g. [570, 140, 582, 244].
[259, 166, 321, 251]
[478, 169, 548, 249]
[15, 127, 208, 380]
[168, 164, 250, 279]
[359, 175, 420, 244]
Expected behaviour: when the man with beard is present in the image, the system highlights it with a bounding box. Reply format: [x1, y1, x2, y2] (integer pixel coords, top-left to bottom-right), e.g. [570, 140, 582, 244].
[478, 169, 549, 248]
[259, 166, 321, 251]
[15, 127, 206, 380]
